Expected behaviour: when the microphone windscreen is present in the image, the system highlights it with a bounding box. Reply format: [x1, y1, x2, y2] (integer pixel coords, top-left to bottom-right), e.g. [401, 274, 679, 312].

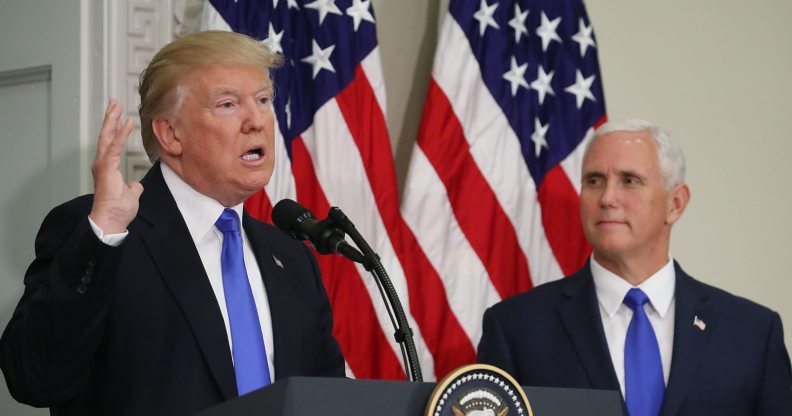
[272, 199, 314, 239]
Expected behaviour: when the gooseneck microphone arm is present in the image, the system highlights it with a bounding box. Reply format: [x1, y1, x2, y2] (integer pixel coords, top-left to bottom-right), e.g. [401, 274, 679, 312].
[271, 199, 423, 382]
[326, 207, 423, 383]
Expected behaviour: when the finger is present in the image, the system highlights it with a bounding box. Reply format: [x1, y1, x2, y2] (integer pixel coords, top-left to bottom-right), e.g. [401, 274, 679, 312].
[96, 100, 124, 157]
[103, 98, 117, 118]
[128, 181, 144, 200]
[99, 99, 121, 137]
[106, 118, 135, 158]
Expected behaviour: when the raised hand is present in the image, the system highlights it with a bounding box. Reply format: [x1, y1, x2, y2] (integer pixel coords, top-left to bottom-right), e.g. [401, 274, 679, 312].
[88, 99, 144, 234]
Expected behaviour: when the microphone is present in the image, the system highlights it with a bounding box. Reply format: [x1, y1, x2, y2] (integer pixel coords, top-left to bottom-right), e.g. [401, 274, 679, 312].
[274, 199, 423, 381]
[272, 199, 366, 264]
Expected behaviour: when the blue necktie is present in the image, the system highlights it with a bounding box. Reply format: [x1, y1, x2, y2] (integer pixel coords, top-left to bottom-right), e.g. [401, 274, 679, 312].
[623, 288, 665, 416]
[216, 208, 271, 395]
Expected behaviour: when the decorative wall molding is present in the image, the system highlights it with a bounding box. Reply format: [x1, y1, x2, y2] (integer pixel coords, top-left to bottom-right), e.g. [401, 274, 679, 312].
[0, 65, 51, 88]
[110, 0, 175, 181]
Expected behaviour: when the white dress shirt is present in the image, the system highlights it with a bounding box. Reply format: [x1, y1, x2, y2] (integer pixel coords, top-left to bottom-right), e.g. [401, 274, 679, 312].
[591, 255, 675, 397]
[91, 163, 275, 381]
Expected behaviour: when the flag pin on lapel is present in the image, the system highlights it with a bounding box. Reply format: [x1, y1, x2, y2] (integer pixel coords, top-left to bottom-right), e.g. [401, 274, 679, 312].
[273, 255, 284, 269]
[693, 315, 706, 331]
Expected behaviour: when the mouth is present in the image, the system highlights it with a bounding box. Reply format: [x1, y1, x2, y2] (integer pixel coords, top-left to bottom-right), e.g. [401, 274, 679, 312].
[241, 147, 263, 161]
[597, 220, 626, 226]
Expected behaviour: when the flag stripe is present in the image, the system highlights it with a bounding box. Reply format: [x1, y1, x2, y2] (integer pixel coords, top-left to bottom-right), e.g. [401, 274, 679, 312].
[335, 65, 476, 376]
[418, 80, 532, 298]
[243, 191, 273, 223]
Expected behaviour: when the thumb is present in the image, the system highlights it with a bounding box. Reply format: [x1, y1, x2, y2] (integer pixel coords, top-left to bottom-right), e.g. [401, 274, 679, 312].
[128, 181, 144, 199]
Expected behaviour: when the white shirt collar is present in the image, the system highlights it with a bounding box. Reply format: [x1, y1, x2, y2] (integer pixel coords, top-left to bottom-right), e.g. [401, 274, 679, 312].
[160, 163, 244, 242]
[591, 255, 676, 318]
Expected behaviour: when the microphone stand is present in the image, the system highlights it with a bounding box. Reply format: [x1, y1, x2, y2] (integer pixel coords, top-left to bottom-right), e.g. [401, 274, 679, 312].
[326, 207, 423, 382]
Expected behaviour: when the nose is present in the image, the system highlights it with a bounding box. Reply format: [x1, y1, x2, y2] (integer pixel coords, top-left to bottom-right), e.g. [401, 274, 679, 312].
[241, 98, 266, 133]
[599, 180, 619, 208]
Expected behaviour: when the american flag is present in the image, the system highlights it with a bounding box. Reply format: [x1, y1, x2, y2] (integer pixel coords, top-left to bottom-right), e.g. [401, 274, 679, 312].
[400, 0, 606, 377]
[204, 0, 605, 381]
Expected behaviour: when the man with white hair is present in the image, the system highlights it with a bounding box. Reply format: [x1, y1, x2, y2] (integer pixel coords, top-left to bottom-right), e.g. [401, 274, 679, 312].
[478, 120, 792, 415]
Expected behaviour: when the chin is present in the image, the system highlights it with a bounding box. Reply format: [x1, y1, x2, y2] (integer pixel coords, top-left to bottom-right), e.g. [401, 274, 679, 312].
[244, 168, 272, 185]
[238, 179, 269, 198]
[591, 238, 627, 256]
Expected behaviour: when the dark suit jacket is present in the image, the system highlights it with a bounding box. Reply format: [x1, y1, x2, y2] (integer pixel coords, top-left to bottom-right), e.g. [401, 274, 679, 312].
[478, 261, 792, 415]
[0, 164, 345, 415]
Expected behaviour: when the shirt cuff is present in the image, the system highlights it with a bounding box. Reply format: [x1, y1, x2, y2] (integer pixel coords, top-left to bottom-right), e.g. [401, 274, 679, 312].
[87, 216, 128, 247]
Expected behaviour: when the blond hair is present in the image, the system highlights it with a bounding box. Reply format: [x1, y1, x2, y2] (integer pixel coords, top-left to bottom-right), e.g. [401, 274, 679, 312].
[138, 31, 282, 162]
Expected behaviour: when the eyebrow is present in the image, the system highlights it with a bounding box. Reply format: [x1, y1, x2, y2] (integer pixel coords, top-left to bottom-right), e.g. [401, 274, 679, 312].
[582, 171, 605, 180]
[582, 170, 647, 180]
[617, 169, 646, 180]
[208, 85, 272, 99]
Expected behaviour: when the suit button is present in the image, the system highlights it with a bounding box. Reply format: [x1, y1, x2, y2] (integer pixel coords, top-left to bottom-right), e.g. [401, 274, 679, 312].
[81, 275, 92, 284]
[77, 284, 88, 294]
[85, 267, 94, 276]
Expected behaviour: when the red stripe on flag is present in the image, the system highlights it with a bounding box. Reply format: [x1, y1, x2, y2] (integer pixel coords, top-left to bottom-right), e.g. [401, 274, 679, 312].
[418, 80, 533, 298]
[290, 136, 406, 380]
[537, 166, 591, 276]
[335, 67, 476, 377]
[244, 189, 273, 223]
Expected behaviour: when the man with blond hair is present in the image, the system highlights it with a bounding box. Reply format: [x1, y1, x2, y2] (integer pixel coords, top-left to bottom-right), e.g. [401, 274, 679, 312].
[1, 31, 345, 415]
[478, 119, 792, 415]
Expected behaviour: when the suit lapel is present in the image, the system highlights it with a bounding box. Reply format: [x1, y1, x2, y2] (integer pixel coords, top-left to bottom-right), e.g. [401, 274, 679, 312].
[661, 263, 715, 415]
[557, 265, 622, 392]
[243, 213, 301, 381]
[136, 164, 237, 400]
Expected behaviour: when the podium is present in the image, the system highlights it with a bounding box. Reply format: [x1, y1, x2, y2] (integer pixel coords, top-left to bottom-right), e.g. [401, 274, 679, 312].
[194, 377, 623, 415]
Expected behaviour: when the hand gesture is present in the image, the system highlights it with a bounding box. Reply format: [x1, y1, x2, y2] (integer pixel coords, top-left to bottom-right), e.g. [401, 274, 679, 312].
[88, 99, 144, 234]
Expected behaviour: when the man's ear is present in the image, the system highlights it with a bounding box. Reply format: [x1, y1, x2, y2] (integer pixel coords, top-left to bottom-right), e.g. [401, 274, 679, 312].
[152, 117, 183, 157]
[667, 183, 691, 225]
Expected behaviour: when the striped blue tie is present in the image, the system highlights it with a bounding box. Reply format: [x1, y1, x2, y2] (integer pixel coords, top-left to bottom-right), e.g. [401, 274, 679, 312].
[216, 208, 271, 395]
[623, 288, 664, 416]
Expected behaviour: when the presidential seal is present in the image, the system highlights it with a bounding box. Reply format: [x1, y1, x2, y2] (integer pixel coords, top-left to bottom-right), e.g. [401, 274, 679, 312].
[425, 364, 532, 416]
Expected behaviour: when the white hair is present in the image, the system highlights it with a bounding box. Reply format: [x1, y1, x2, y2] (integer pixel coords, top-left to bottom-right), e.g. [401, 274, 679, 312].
[589, 119, 686, 188]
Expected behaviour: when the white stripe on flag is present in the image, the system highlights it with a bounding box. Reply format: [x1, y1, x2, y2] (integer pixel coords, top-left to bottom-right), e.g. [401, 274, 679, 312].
[360, 48, 387, 116]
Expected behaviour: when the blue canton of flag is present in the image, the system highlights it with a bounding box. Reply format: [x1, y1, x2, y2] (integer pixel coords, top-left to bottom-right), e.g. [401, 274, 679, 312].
[452, 0, 606, 185]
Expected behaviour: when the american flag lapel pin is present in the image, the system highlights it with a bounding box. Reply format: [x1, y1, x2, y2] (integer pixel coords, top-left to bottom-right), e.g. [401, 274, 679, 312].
[693, 315, 706, 331]
[273, 255, 284, 269]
